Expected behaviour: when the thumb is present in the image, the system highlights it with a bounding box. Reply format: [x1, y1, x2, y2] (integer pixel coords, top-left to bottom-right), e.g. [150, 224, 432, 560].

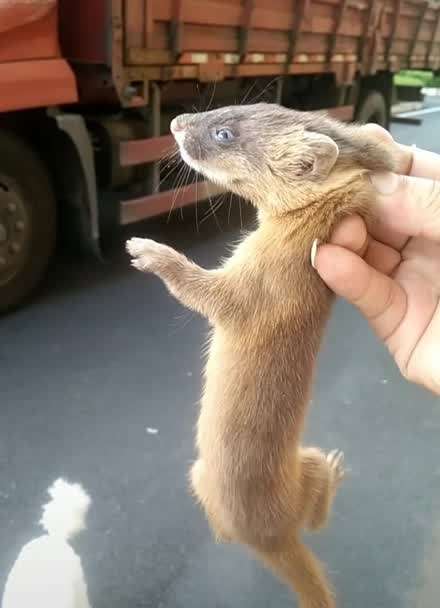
[370, 172, 440, 242]
[314, 244, 407, 343]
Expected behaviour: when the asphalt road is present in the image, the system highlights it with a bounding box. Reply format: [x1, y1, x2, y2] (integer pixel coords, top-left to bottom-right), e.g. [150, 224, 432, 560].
[2, 103, 440, 608]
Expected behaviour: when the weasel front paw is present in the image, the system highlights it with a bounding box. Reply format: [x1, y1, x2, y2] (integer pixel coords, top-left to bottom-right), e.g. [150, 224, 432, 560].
[126, 237, 151, 257]
[126, 237, 171, 272]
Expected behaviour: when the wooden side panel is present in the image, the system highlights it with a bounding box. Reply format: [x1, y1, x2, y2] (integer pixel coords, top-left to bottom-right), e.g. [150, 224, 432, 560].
[120, 0, 440, 77]
[125, 0, 145, 47]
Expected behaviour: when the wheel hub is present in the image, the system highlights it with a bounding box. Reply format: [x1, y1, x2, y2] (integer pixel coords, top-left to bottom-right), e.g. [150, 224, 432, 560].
[0, 178, 29, 286]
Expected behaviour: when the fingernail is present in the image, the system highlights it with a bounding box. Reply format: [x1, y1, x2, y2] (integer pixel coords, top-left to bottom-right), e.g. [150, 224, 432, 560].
[311, 239, 321, 269]
[369, 171, 399, 195]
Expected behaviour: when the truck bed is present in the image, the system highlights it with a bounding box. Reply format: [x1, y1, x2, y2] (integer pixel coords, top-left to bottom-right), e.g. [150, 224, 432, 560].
[60, 0, 440, 105]
[123, 0, 440, 80]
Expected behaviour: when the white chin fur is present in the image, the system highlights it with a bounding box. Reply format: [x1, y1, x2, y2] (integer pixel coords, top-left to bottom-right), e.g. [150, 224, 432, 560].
[179, 147, 199, 171]
[178, 147, 231, 187]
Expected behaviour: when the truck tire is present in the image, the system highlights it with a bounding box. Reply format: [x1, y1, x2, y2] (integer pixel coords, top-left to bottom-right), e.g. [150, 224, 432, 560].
[0, 130, 56, 314]
[355, 91, 388, 127]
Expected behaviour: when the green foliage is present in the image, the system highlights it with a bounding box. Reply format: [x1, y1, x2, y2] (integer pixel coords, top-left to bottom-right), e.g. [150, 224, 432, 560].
[394, 70, 440, 88]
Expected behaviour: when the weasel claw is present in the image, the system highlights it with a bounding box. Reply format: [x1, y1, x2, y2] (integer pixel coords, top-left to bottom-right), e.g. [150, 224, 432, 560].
[327, 449, 345, 483]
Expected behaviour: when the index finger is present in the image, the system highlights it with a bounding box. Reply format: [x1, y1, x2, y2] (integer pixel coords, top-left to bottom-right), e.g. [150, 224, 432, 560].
[402, 144, 440, 180]
[359, 124, 412, 174]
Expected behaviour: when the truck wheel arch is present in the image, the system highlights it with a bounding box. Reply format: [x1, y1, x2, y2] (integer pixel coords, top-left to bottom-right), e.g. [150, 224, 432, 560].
[0, 111, 101, 314]
[49, 112, 101, 257]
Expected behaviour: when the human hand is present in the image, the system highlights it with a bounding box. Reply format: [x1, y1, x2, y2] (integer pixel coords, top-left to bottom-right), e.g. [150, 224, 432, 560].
[313, 124, 440, 395]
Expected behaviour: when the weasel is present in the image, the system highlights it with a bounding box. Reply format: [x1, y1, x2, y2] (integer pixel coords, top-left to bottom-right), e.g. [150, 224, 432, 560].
[127, 103, 396, 607]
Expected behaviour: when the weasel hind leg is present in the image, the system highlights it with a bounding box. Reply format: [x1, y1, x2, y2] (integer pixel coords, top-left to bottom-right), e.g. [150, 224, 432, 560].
[252, 447, 345, 607]
[299, 447, 345, 532]
[190, 448, 345, 607]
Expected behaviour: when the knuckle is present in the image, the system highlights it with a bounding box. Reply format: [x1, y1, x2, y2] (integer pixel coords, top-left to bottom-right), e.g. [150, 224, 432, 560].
[367, 279, 393, 322]
[361, 123, 393, 143]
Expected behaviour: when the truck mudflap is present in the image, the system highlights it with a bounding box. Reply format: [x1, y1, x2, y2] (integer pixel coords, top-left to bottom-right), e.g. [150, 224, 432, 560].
[54, 112, 101, 257]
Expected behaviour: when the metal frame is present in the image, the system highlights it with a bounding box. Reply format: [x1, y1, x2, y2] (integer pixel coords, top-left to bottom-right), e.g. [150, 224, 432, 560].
[367, 2, 386, 75]
[385, 0, 402, 66]
[285, 0, 311, 74]
[327, 0, 350, 66]
[427, 8, 440, 66]
[358, 0, 377, 73]
[149, 82, 161, 193]
[238, 0, 255, 60]
[409, 1, 430, 63]
[170, 0, 184, 60]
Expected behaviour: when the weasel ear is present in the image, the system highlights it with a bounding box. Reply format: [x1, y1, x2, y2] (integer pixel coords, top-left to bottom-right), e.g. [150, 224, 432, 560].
[302, 131, 339, 179]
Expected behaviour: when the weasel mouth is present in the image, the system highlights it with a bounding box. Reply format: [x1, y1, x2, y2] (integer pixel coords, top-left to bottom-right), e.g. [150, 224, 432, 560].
[179, 149, 230, 186]
[171, 132, 194, 165]
[172, 130, 185, 147]
[172, 135, 232, 187]
[178, 145, 200, 172]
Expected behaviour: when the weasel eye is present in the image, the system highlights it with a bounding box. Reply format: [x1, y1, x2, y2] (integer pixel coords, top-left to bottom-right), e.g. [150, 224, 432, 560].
[214, 128, 235, 142]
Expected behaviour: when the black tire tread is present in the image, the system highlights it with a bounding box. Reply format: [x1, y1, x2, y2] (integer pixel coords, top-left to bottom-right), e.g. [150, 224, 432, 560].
[0, 130, 56, 314]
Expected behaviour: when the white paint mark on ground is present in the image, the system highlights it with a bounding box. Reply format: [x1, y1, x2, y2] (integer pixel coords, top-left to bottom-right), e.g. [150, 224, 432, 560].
[398, 105, 440, 118]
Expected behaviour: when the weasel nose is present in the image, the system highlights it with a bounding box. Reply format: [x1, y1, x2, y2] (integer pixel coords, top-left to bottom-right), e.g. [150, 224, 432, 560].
[170, 114, 190, 135]
[170, 117, 184, 134]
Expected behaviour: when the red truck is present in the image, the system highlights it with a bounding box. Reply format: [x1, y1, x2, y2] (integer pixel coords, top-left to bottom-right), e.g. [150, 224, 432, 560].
[1, 0, 439, 313]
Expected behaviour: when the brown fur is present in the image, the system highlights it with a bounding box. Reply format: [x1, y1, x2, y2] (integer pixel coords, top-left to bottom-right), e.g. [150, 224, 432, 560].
[127, 103, 396, 607]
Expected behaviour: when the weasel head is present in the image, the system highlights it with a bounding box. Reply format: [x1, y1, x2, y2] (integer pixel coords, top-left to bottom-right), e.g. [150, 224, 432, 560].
[170, 103, 341, 214]
[171, 102, 396, 216]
